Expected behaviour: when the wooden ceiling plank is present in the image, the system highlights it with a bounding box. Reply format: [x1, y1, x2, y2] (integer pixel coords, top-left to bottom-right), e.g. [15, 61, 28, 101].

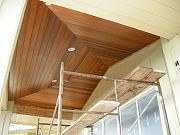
[38, 29, 75, 90]
[49, 5, 159, 45]
[63, 23, 155, 51]
[25, 6, 50, 96]
[76, 52, 107, 76]
[20, 1, 46, 97]
[63, 82, 95, 92]
[13, 104, 73, 120]
[17, 0, 39, 98]
[11, 0, 32, 100]
[17, 0, 38, 97]
[47, 36, 77, 84]
[29, 11, 56, 93]
[38, 25, 74, 89]
[62, 40, 88, 81]
[33, 17, 61, 91]
[63, 86, 92, 95]
[95, 55, 119, 67]
[76, 52, 96, 74]
[15, 87, 91, 110]
[85, 41, 132, 59]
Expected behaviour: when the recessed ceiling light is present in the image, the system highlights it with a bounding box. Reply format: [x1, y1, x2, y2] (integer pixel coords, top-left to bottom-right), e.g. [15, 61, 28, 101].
[68, 47, 76, 52]
[51, 80, 57, 83]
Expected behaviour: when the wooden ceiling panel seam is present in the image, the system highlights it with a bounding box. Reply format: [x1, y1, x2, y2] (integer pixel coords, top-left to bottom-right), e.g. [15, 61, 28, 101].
[15, 97, 85, 110]
[13, 0, 34, 99]
[37, 24, 67, 89]
[33, 17, 61, 91]
[53, 40, 89, 84]
[63, 88, 92, 95]
[20, 1, 47, 98]
[11, 0, 32, 98]
[64, 23, 157, 48]
[94, 55, 119, 67]
[47, 36, 79, 85]
[15, 99, 57, 109]
[63, 84, 94, 91]
[16, 0, 39, 98]
[54, 79, 98, 91]
[75, 52, 109, 76]
[14, 87, 91, 109]
[29, 10, 57, 93]
[38, 24, 75, 90]
[34, 23, 61, 89]
[13, 104, 73, 120]
[49, 5, 159, 44]
[25, 7, 50, 95]
[84, 40, 133, 56]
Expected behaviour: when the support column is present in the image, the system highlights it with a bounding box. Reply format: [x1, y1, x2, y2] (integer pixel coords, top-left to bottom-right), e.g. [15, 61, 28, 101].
[0, 102, 14, 135]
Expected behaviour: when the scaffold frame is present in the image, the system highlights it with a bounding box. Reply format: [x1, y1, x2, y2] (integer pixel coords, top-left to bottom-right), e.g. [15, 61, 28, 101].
[43, 62, 171, 135]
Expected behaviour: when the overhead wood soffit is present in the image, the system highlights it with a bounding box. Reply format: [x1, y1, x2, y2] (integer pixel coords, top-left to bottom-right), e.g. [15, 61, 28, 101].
[13, 104, 73, 120]
[8, 0, 159, 118]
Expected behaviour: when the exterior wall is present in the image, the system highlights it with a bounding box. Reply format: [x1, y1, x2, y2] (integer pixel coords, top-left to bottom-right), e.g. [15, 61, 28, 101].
[161, 35, 180, 121]
[84, 39, 180, 135]
[0, 0, 2, 7]
[0, 0, 27, 112]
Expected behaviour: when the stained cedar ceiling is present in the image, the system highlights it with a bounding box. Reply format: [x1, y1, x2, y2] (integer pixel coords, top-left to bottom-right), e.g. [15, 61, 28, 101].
[9, 0, 159, 119]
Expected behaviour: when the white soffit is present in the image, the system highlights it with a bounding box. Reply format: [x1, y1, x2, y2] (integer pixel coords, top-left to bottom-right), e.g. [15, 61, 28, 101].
[62, 100, 119, 135]
[43, 0, 180, 39]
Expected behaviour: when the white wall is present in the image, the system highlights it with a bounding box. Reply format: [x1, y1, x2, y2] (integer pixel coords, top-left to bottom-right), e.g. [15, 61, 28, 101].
[84, 39, 180, 135]
[0, 0, 27, 112]
[0, 0, 3, 7]
[161, 35, 180, 121]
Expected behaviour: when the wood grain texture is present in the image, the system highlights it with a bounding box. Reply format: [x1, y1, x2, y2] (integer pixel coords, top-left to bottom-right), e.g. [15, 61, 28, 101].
[13, 104, 73, 120]
[105, 67, 165, 104]
[15, 87, 90, 109]
[9, 0, 159, 118]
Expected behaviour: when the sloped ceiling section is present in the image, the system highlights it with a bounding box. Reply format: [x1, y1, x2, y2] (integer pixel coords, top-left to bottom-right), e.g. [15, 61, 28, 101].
[9, 0, 159, 119]
[42, 0, 180, 39]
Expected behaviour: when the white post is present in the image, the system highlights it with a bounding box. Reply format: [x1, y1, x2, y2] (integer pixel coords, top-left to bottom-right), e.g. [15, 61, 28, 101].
[0, 102, 14, 135]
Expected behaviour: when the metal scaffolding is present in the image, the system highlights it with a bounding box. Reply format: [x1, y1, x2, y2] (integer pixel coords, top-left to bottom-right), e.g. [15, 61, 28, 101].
[44, 62, 170, 135]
